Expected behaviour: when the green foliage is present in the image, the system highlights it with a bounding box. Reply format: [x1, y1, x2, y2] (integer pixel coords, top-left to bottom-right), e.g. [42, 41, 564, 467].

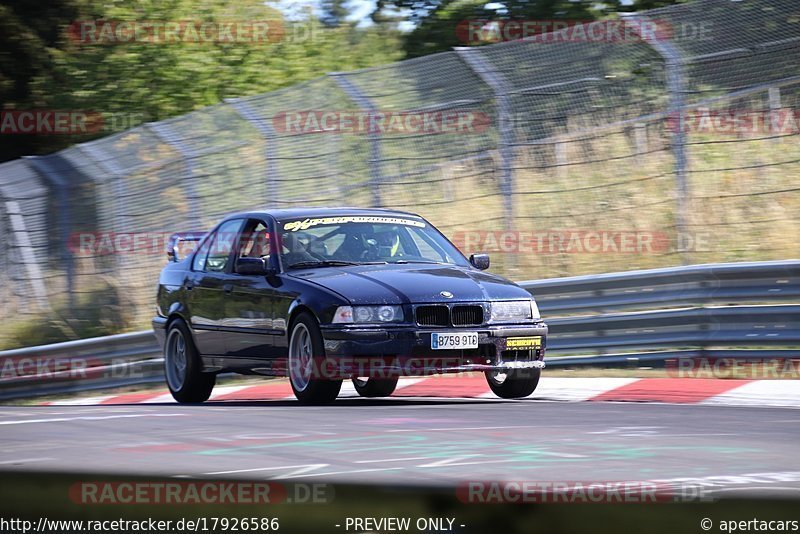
[0, 0, 404, 162]
[320, 0, 351, 27]
[391, 0, 689, 58]
[1, 284, 129, 350]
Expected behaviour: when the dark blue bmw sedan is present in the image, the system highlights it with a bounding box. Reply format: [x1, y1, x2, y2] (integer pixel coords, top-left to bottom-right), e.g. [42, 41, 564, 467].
[153, 208, 547, 404]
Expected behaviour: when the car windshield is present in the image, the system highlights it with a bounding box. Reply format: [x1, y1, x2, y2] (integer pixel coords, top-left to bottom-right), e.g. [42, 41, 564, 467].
[277, 215, 470, 269]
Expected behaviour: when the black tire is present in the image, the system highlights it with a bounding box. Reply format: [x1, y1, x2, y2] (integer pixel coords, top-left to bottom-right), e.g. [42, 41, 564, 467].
[485, 368, 540, 399]
[288, 312, 342, 404]
[353, 376, 399, 398]
[164, 319, 216, 403]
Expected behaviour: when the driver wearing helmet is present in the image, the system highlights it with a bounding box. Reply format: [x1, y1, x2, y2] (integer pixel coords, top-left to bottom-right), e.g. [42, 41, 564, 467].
[373, 227, 402, 258]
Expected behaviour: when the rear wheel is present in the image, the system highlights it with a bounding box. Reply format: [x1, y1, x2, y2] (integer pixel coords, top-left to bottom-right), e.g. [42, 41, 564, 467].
[288, 312, 342, 404]
[353, 376, 399, 397]
[485, 368, 540, 399]
[164, 319, 215, 403]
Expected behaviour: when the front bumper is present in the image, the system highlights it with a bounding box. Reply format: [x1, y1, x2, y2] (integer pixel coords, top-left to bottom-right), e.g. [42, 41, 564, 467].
[319, 322, 547, 377]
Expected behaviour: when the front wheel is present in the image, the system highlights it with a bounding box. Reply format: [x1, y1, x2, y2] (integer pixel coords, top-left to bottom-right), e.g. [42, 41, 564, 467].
[485, 368, 540, 399]
[164, 319, 215, 403]
[353, 376, 399, 398]
[288, 312, 342, 404]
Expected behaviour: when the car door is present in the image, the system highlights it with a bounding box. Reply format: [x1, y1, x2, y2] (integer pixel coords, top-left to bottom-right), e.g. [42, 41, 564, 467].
[185, 218, 244, 356]
[221, 218, 286, 360]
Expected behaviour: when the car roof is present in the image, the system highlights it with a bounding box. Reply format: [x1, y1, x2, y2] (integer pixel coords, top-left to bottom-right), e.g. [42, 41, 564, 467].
[223, 206, 425, 222]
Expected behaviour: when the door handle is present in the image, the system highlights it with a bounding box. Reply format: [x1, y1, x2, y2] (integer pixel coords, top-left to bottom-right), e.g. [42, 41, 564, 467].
[223, 284, 233, 294]
[184, 281, 195, 291]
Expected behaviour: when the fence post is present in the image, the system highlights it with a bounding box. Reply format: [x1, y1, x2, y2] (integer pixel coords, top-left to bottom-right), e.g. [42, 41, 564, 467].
[78, 143, 130, 234]
[634, 123, 648, 159]
[328, 73, 384, 208]
[226, 98, 281, 206]
[25, 155, 76, 311]
[768, 87, 782, 136]
[554, 139, 569, 180]
[455, 48, 515, 232]
[4, 200, 49, 311]
[146, 123, 203, 230]
[631, 15, 691, 264]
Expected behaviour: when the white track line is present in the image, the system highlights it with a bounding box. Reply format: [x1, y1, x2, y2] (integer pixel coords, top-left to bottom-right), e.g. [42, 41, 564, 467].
[338, 381, 359, 397]
[0, 457, 55, 465]
[281, 467, 406, 479]
[0, 413, 185, 426]
[141, 393, 177, 404]
[354, 456, 432, 464]
[205, 463, 329, 476]
[701, 380, 800, 408]
[208, 384, 258, 400]
[47, 395, 117, 406]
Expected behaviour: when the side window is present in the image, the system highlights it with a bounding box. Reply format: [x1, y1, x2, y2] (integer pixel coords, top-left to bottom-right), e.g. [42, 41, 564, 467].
[205, 219, 244, 273]
[238, 220, 271, 261]
[192, 234, 214, 272]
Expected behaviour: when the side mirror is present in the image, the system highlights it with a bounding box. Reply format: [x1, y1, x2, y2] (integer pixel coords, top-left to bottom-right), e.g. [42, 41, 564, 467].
[166, 232, 204, 262]
[236, 257, 274, 276]
[469, 253, 490, 270]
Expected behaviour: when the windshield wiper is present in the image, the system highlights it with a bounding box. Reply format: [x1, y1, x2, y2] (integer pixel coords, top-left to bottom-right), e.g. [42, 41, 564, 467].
[287, 260, 383, 269]
[387, 259, 444, 264]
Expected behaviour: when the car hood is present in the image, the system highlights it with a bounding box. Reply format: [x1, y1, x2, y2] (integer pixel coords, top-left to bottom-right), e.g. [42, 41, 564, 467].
[289, 264, 532, 304]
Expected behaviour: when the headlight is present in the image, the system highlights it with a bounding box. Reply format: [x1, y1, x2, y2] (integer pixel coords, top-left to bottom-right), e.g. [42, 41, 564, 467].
[490, 300, 538, 323]
[332, 305, 404, 324]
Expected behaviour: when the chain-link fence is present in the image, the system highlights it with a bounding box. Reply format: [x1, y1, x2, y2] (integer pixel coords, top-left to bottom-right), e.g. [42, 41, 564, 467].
[0, 0, 798, 346]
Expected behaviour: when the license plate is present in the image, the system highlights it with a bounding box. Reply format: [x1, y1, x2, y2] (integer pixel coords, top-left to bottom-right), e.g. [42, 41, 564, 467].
[431, 332, 479, 350]
[506, 336, 542, 349]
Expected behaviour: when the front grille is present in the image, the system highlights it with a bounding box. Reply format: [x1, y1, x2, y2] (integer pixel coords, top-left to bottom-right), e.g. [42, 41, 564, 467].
[451, 305, 483, 326]
[415, 305, 449, 326]
[415, 304, 484, 326]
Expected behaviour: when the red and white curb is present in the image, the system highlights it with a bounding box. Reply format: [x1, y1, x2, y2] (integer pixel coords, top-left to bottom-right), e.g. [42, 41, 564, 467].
[42, 376, 800, 408]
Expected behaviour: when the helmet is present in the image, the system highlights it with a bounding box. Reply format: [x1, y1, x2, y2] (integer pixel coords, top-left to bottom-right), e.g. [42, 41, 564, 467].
[373, 227, 401, 257]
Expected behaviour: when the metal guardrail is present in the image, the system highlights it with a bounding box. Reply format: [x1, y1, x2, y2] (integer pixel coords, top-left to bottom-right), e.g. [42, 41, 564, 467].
[0, 331, 162, 400]
[0, 260, 798, 400]
[520, 260, 800, 313]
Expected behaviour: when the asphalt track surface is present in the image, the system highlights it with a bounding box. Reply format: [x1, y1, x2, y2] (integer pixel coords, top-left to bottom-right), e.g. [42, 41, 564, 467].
[2, 397, 800, 497]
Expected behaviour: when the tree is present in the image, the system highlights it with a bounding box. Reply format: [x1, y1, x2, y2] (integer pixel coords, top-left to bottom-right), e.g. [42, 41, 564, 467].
[397, 0, 621, 57]
[320, 0, 350, 27]
[0, 0, 404, 162]
[0, 0, 82, 161]
[374, 0, 689, 58]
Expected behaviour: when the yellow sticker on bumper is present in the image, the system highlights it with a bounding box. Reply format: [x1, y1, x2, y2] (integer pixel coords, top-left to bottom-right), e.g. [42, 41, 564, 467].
[506, 336, 542, 349]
